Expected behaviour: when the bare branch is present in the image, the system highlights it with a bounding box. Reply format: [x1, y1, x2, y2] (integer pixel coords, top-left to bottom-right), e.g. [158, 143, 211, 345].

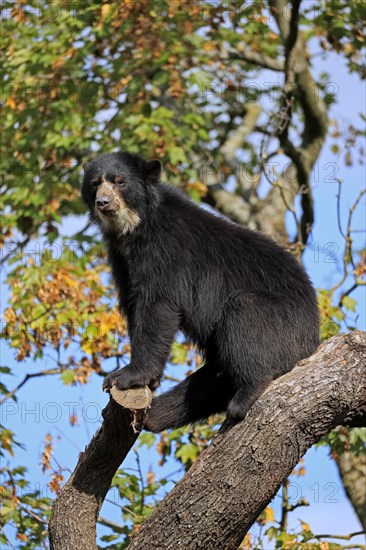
[260, 0, 328, 245]
[0, 368, 62, 405]
[310, 531, 366, 542]
[332, 188, 366, 293]
[226, 47, 284, 72]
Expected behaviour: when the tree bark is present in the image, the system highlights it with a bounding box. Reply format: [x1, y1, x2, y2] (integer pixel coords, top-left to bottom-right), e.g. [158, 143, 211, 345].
[48, 331, 366, 549]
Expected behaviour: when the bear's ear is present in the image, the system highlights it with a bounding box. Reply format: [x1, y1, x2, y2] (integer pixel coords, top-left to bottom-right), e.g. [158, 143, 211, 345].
[82, 161, 91, 172]
[145, 159, 162, 183]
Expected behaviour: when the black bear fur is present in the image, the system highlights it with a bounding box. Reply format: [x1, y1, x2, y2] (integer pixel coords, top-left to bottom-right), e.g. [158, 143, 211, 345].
[81, 151, 320, 432]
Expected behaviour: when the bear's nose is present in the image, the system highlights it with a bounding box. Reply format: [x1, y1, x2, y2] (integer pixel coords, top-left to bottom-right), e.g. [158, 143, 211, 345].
[96, 196, 112, 209]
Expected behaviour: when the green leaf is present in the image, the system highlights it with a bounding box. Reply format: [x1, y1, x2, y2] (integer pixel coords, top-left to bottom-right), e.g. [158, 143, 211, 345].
[188, 188, 201, 203]
[171, 342, 187, 364]
[138, 433, 156, 449]
[168, 146, 187, 165]
[342, 295, 357, 312]
[142, 103, 152, 117]
[61, 370, 75, 385]
[175, 443, 199, 464]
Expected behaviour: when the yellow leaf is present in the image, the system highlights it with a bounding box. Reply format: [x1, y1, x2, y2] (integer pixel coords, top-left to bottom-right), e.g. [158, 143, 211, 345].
[81, 340, 95, 354]
[63, 274, 78, 288]
[343, 43, 354, 54]
[239, 533, 251, 549]
[0, 434, 14, 456]
[100, 4, 111, 21]
[187, 181, 208, 198]
[257, 506, 275, 525]
[203, 42, 215, 52]
[6, 97, 16, 110]
[265, 507, 275, 523]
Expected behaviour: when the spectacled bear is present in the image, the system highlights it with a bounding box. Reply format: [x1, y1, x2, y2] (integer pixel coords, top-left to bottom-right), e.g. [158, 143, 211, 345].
[81, 151, 319, 432]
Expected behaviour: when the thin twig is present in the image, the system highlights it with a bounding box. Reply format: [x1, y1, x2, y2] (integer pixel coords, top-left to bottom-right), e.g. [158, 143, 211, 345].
[0, 368, 61, 404]
[0, 526, 16, 550]
[280, 478, 289, 532]
[336, 180, 346, 238]
[332, 189, 366, 293]
[134, 448, 146, 516]
[310, 530, 365, 542]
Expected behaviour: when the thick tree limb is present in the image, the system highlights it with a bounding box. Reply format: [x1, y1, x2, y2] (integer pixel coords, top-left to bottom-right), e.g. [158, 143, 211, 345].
[127, 331, 365, 549]
[49, 332, 365, 549]
[48, 387, 152, 550]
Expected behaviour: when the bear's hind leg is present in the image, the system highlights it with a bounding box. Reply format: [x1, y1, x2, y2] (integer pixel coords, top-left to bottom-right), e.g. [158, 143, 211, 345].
[226, 381, 272, 422]
[216, 291, 288, 423]
[144, 362, 234, 432]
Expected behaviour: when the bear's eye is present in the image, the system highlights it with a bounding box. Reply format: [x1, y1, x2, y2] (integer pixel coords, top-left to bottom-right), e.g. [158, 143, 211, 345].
[115, 176, 126, 188]
[91, 179, 100, 187]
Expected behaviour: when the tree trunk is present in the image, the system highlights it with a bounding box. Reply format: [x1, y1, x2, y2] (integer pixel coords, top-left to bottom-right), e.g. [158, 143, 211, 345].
[48, 331, 366, 549]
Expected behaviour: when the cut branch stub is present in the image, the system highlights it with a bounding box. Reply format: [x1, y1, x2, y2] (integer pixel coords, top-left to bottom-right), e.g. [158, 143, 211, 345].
[110, 385, 152, 410]
[110, 385, 152, 433]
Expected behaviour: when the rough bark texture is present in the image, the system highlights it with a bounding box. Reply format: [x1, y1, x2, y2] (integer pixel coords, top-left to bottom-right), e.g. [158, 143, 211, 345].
[48, 332, 365, 550]
[48, 388, 151, 550]
[127, 331, 366, 550]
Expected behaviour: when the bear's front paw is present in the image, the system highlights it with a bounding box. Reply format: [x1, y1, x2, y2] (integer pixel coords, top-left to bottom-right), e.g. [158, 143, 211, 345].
[102, 366, 146, 392]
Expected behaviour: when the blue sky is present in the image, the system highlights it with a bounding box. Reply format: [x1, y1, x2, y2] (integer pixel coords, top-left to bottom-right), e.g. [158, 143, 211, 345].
[1, 44, 365, 549]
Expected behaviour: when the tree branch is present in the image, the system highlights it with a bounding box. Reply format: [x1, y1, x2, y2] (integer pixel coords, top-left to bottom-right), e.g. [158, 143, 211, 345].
[127, 331, 365, 550]
[48, 387, 152, 550]
[201, 1, 328, 244]
[226, 46, 284, 72]
[49, 331, 366, 549]
[201, 104, 263, 227]
[0, 368, 62, 405]
[258, 0, 328, 244]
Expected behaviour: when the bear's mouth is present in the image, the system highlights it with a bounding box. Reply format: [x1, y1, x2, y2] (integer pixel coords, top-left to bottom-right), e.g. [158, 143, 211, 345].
[95, 205, 119, 221]
[98, 208, 118, 218]
[95, 204, 141, 235]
